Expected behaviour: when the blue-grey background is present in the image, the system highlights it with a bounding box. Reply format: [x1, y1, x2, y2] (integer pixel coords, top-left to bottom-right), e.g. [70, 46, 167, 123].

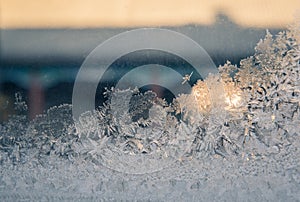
[0, 16, 281, 121]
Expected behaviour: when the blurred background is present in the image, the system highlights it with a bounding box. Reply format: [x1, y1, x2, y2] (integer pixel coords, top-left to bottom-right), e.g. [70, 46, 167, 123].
[0, 0, 300, 122]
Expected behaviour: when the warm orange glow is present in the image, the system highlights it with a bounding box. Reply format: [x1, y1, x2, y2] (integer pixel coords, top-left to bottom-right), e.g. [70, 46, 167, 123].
[192, 80, 212, 114]
[1, 0, 300, 28]
[223, 81, 245, 111]
[225, 94, 242, 109]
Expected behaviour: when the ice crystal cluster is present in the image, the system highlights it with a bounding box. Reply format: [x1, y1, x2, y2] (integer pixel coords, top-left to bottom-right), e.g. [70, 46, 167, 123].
[182, 25, 300, 158]
[0, 24, 299, 200]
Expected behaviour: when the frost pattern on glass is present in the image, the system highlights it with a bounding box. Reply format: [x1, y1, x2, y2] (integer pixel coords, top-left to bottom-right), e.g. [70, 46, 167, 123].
[72, 88, 195, 174]
[0, 23, 300, 200]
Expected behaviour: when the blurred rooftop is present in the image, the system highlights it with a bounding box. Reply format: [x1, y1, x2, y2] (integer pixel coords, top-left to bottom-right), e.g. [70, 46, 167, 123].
[0, 0, 299, 121]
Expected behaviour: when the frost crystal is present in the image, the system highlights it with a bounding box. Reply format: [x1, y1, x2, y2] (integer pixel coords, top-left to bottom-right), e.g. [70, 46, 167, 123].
[0, 23, 300, 200]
